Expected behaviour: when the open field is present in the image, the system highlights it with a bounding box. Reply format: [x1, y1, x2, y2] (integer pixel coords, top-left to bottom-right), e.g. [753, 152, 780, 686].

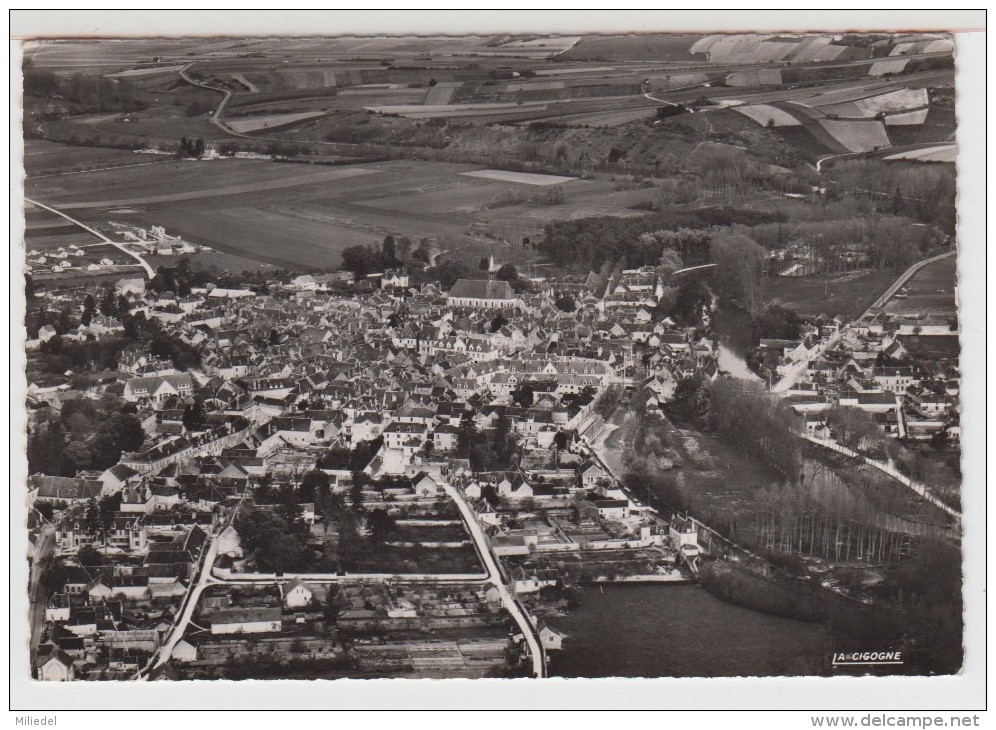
[817, 118, 890, 153]
[732, 104, 802, 127]
[543, 107, 658, 127]
[883, 109, 930, 126]
[41, 107, 229, 146]
[764, 269, 897, 320]
[226, 111, 328, 134]
[23, 140, 160, 177]
[26, 159, 383, 209]
[559, 34, 700, 62]
[145, 251, 279, 275]
[24, 146, 652, 271]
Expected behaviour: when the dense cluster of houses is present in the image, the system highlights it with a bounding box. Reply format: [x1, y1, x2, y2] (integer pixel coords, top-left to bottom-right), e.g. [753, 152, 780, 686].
[33, 521, 209, 681]
[768, 312, 960, 442]
[25, 263, 734, 680]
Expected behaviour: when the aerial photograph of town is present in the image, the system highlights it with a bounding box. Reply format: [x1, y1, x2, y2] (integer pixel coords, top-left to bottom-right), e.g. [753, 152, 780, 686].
[18, 27, 963, 684]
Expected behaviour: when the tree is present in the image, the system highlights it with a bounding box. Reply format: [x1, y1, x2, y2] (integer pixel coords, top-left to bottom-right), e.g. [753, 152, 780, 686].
[349, 479, 366, 513]
[396, 236, 412, 263]
[276, 484, 304, 533]
[341, 244, 379, 278]
[654, 286, 678, 318]
[658, 248, 684, 277]
[495, 264, 518, 281]
[554, 293, 576, 312]
[193, 138, 205, 157]
[300, 469, 331, 505]
[710, 231, 767, 313]
[234, 504, 307, 572]
[478, 257, 490, 271]
[366, 508, 397, 549]
[381, 236, 397, 266]
[511, 383, 535, 408]
[825, 404, 880, 450]
[39, 561, 70, 597]
[490, 313, 509, 333]
[181, 396, 205, 432]
[89, 413, 145, 469]
[752, 304, 804, 341]
[77, 545, 104, 567]
[324, 587, 341, 621]
[82, 294, 96, 321]
[412, 238, 431, 264]
[255, 472, 274, 504]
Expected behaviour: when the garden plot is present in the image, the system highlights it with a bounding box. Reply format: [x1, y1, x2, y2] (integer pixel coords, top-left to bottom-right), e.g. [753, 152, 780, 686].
[226, 111, 327, 134]
[460, 169, 577, 186]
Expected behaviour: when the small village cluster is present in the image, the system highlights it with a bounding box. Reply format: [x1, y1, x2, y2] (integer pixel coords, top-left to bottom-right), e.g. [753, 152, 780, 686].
[26, 259, 957, 680]
[760, 312, 959, 443]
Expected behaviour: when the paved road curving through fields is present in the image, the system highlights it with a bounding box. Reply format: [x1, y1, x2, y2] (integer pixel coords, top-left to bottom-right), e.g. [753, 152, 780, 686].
[860, 249, 956, 319]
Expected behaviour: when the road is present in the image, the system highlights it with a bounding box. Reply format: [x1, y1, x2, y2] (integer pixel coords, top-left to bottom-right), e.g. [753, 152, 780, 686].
[816, 152, 858, 172]
[179, 64, 235, 134]
[140, 480, 546, 678]
[643, 91, 681, 107]
[860, 249, 956, 318]
[440, 481, 547, 678]
[24, 197, 155, 278]
[139, 489, 250, 678]
[141, 531, 221, 676]
[800, 433, 961, 522]
[26, 158, 178, 180]
[770, 249, 957, 394]
[673, 263, 716, 276]
[28, 524, 56, 659]
[770, 330, 843, 394]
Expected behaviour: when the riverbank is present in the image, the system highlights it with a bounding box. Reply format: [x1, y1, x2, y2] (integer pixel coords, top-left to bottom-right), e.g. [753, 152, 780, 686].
[591, 573, 695, 585]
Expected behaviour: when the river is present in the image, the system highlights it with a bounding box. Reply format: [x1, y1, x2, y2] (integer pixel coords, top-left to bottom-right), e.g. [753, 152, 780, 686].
[712, 302, 762, 382]
[547, 584, 828, 678]
[553, 303, 828, 678]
